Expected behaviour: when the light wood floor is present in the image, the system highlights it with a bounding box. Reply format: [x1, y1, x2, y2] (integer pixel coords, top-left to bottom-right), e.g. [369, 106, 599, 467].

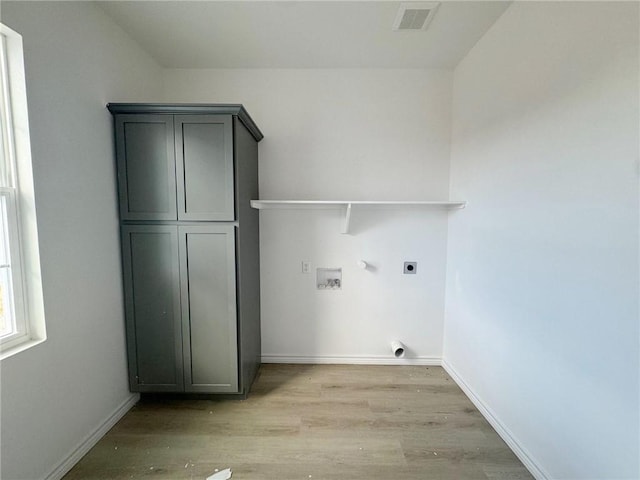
[63, 364, 533, 479]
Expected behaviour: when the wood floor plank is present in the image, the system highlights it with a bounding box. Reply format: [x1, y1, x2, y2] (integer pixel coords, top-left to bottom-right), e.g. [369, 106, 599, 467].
[62, 365, 533, 480]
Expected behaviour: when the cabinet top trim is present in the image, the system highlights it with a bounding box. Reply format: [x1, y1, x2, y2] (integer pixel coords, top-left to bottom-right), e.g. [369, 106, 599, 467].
[106, 103, 263, 142]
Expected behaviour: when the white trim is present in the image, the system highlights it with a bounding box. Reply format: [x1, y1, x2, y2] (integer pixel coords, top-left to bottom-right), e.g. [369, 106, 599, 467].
[0, 23, 46, 360]
[44, 394, 140, 480]
[441, 359, 549, 480]
[0, 335, 44, 359]
[262, 354, 442, 366]
[0, 188, 28, 349]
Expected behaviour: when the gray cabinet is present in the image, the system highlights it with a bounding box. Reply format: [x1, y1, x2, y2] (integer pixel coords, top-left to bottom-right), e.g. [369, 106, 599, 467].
[179, 225, 238, 393]
[176, 115, 234, 221]
[115, 114, 235, 221]
[121, 225, 183, 392]
[115, 115, 176, 221]
[109, 104, 263, 397]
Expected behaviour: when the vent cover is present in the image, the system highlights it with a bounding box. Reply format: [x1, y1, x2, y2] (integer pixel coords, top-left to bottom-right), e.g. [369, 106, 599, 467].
[393, 2, 440, 31]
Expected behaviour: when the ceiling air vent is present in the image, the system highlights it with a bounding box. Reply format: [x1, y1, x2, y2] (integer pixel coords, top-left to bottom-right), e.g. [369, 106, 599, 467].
[393, 2, 440, 31]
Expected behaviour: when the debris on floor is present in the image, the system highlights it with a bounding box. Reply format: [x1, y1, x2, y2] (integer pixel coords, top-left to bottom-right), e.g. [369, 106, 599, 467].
[206, 468, 232, 479]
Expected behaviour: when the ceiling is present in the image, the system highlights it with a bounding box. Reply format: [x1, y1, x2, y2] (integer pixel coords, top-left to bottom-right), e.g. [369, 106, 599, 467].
[97, 1, 511, 69]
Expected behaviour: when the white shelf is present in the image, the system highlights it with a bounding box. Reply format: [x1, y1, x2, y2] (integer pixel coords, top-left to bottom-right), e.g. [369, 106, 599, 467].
[250, 200, 466, 234]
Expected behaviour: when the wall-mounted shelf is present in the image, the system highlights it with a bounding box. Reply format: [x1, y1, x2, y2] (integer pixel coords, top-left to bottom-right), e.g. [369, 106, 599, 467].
[250, 200, 466, 234]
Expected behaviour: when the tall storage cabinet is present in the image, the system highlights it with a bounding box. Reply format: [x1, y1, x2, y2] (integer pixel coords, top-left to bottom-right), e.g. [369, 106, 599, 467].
[108, 104, 263, 396]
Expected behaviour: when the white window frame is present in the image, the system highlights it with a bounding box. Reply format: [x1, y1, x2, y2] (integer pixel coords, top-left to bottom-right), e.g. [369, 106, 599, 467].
[0, 23, 46, 360]
[0, 188, 28, 349]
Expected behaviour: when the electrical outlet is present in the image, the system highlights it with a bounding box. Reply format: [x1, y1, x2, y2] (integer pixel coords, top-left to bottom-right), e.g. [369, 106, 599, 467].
[404, 261, 417, 274]
[302, 261, 311, 274]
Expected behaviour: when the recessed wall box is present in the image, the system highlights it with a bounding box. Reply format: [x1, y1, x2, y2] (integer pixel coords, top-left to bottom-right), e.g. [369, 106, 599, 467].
[317, 268, 342, 289]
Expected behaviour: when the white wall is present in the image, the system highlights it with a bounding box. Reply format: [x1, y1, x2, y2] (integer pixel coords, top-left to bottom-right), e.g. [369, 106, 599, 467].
[164, 69, 454, 362]
[6, 3, 634, 478]
[0, 3, 162, 479]
[445, 2, 639, 478]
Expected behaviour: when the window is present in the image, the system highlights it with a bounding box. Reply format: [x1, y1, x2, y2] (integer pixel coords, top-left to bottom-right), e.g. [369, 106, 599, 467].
[0, 23, 46, 359]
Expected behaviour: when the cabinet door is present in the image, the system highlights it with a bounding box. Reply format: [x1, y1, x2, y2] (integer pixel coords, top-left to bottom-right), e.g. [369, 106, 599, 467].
[179, 225, 238, 393]
[122, 226, 183, 392]
[175, 115, 235, 221]
[115, 115, 177, 221]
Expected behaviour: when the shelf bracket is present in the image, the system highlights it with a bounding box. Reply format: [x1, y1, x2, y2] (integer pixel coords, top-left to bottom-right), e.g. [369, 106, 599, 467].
[342, 203, 352, 235]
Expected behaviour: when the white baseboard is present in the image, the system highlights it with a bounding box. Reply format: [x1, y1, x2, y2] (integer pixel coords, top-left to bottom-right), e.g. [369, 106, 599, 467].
[45, 393, 139, 480]
[262, 354, 442, 366]
[441, 360, 549, 480]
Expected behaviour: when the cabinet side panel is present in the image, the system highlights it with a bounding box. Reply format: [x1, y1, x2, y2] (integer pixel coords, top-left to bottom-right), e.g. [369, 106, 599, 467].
[122, 227, 183, 391]
[115, 115, 176, 220]
[234, 118, 261, 394]
[181, 226, 239, 392]
[176, 115, 234, 221]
